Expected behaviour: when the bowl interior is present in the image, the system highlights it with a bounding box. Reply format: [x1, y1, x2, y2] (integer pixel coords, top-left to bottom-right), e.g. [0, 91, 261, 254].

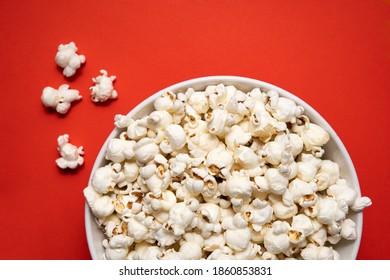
[85, 76, 362, 260]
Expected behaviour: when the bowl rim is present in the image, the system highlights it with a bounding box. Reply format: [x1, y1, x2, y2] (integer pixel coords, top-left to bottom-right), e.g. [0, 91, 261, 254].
[85, 75, 362, 260]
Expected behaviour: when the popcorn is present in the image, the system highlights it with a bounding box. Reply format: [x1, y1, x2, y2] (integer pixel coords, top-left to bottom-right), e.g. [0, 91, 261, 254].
[165, 124, 186, 151]
[297, 161, 317, 183]
[263, 140, 284, 166]
[92, 195, 115, 219]
[55, 134, 84, 169]
[84, 83, 372, 260]
[273, 200, 298, 219]
[235, 146, 260, 170]
[224, 171, 254, 208]
[103, 241, 129, 260]
[158, 249, 183, 260]
[179, 233, 204, 259]
[105, 133, 136, 163]
[126, 212, 152, 242]
[291, 214, 314, 237]
[289, 178, 318, 208]
[315, 160, 340, 191]
[114, 114, 133, 128]
[261, 251, 278, 260]
[264, 221, 290, 254]
[197, 203, 222, 238]
[316, 197, 347, 225]
[154, 91, 176, 112]
[265, 168, 288, 195]
[243, 198, 273, 231]
[207, 246, 236, 260]
[127, 119, 148, 140]
[266, 90, 304, 123]
[92, 163, 125, 194]
[55, 42, 85, 77]
[327, 179, 357, 206]
[293, 122, 330, 157]
[203, 234, 225, 252]
[205, 105, 235, 137]
[225, 125, 252, 152]
[83, 185, 101, 209]
[351, 196, 372, 212]
[222, 214, 251, 252]
[234, 242, 261, 260]
[301, 243, 339, 260]
[207, 84, 234, 110]
[340, 219, 357, 240]
[41, 85, 81, 114]
[134, 138, 159, 164]
[275, 133, 303, 158]
[129, 243, 162, 260]
[123, 162, 139, 183]
[167, 202, 196, 236]
[90, 69, 118, 102]
[205, 146, 233, 176]
[143, 110, 173, 131]
[188, 90, 209, 114]
[307, 227, 327, 246]
[109, 234, 133, 249]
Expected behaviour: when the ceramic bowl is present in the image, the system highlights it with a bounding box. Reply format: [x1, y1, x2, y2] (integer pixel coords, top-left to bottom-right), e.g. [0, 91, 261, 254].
[85, 76, 362, 260]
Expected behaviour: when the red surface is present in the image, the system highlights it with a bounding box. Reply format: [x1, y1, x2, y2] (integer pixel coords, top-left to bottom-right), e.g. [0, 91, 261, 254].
[0, 0, 389, 260]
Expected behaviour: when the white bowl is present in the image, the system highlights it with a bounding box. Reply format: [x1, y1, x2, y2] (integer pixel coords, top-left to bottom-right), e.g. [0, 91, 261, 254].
[85, 76, 362, 260]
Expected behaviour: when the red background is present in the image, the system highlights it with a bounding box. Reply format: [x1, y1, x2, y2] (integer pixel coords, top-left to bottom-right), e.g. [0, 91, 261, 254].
[0, 0, 389, 260]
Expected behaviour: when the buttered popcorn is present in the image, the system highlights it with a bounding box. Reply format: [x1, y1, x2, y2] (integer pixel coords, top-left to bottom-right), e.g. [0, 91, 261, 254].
[84, 84, 372, 260]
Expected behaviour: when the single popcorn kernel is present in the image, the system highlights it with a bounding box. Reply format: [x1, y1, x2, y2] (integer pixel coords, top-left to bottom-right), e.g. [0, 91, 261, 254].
[84, 83, 372, 260]
[90, 69, 118, 103]
[55, 42, 85, 77]
[56, 134, 84, 169]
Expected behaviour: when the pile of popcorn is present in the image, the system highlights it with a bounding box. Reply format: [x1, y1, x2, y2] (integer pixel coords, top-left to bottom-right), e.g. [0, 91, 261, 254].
[84, 83, 372, 260]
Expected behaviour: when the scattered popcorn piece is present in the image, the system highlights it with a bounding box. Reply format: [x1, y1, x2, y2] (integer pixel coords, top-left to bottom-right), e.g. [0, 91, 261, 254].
[55, 134, 84, 169]
[90, 69, 118, 102]
[84, 83, 372, 260]
[41, 84, 82, 114]
[55, 42, 85, 77]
